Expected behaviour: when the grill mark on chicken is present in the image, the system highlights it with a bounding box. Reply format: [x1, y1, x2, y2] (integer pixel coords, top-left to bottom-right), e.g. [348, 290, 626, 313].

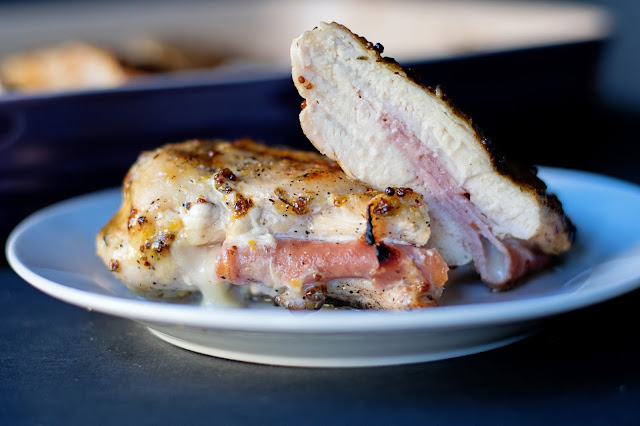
[273, 187, 311, 215]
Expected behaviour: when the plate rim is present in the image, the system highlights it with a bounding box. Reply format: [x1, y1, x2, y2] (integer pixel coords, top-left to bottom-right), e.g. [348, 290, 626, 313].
[6, 167, 640, 333]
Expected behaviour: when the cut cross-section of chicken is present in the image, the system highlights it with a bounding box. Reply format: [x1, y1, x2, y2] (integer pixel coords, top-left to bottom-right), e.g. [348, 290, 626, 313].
[96, 139, 448, 309]
[291, 22, 574, 288]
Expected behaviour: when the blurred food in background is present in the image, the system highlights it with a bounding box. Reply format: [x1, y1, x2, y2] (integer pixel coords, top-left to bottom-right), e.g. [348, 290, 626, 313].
[1, 42, 128, 92]
[0, 37, 225, 93]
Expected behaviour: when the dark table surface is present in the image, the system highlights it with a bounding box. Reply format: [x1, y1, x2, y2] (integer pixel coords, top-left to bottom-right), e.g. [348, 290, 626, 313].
[3, 54, 640, 424]
[2, 267, 640, 425]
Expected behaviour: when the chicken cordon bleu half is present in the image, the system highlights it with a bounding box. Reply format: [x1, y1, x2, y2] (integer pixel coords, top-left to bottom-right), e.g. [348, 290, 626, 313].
[96, 139, 448, 310]
[291, 22, 575, 289]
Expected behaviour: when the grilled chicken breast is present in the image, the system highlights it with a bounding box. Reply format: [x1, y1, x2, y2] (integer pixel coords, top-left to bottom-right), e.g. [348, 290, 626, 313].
[97, 139, 448, 309]
[291, 22, 574, 288]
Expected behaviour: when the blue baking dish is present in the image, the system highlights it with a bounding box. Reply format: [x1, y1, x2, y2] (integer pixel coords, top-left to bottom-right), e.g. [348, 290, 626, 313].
[0, 39, 606, 253]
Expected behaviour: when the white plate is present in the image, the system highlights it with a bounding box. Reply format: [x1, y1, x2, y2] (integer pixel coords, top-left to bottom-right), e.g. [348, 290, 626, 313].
[6, 167, 640, 367]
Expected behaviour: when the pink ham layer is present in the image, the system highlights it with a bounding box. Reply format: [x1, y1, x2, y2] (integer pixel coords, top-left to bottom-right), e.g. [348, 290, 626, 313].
[380, 113, 548, 288]
[215, 238, 448, 292]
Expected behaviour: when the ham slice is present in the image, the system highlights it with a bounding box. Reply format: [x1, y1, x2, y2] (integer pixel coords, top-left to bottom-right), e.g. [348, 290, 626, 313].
[216, 238, 447, 310]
